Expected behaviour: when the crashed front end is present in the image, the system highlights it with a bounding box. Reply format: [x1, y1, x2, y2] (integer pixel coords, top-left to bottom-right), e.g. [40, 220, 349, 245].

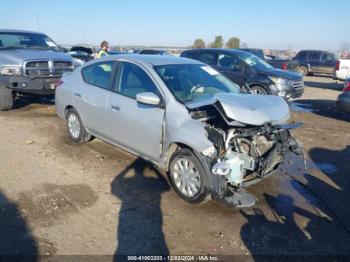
[188, 94, 303, 208]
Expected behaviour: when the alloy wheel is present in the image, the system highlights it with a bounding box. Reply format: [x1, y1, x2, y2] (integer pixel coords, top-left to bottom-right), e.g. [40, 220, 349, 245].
[171, 157, 202, 197]
[68, 113, 81, 139]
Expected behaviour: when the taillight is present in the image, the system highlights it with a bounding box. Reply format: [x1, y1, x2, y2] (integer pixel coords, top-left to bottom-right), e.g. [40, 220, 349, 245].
[282, 63, 287, 71]
[344, 81, 350, 92]
[336, 60, 340, 71]
[54, 79, 64, 88]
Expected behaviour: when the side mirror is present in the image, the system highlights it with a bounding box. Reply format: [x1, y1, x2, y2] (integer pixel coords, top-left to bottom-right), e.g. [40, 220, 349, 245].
[136, 92, 161, 106]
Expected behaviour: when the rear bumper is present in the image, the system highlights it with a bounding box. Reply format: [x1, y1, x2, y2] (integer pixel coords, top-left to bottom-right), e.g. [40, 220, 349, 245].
[4, 75, 60, 95]
[337, 93, 350, 113]
[335, 71, 348, 81]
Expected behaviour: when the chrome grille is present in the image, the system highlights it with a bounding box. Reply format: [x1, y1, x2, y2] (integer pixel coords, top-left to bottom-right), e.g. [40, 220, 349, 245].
[24, 60, 73, 78]
[291, 80, 304, 90]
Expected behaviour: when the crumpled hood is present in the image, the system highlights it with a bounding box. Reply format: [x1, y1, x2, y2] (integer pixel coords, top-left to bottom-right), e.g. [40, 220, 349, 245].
[186, 93, 290, 126]
[0, 49, 72, 65]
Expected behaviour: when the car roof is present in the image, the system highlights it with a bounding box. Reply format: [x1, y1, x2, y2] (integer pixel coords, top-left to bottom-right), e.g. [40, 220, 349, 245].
[0, 29, 46, 35]
[298, 50, 331, 53]
[99, 54, 202, 66]
[182, 48, 250, 56]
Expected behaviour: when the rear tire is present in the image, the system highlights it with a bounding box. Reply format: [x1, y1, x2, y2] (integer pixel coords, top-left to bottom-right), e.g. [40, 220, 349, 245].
[250, 85, 268, 95]
[66, 108, 93, 144]
[298, 66, 309, 76]
[168, 148, 210, 204]
[0, 85, 13, 111]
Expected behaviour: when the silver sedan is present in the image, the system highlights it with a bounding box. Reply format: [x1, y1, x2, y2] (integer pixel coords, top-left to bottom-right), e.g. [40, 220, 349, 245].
[55, 55, 302, 208]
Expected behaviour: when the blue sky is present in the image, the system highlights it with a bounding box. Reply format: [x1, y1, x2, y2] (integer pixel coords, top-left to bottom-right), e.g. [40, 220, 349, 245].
[0, 0, 348, 50]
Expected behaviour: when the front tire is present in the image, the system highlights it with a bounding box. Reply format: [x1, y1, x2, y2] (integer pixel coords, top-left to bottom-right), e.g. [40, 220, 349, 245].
[0, 85, 13, 111]
[298, 66, 309, 76]
[66, 108, 93, 143]
[250, 85, 268, 95]
[168, 148, 210, 204]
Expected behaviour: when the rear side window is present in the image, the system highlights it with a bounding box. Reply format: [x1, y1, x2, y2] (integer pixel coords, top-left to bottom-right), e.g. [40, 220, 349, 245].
[197, 52, 218, 66]
[115, 62, 159, 99]
[82, 61, 115, 90]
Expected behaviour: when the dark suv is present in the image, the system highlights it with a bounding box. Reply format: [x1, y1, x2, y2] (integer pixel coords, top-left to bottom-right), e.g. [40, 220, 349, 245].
[181, 48, 304, 100]
[293, 50, 337, 76]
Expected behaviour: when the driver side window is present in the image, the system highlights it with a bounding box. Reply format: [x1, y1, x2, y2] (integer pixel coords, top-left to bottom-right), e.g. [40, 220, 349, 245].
[115, 62, 159, 99]
[218, 54, 243, 72]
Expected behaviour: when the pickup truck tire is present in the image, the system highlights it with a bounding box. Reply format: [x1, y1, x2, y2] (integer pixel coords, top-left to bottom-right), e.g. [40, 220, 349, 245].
[250, 85, 269, 95]
[298, 66, 309, 76]
[0, 85, 13, 111]
[66, 108, 93, 143]
[168, 148, 210, 204]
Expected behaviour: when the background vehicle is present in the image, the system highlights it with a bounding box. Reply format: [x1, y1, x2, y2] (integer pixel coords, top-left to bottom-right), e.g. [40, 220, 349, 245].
[0, 29, 74, 110]
[337, 78, 350, 113]
[335, 58, 350, 80]
[181, 48, 304, 99]
[136, 49, 172, 55]
[56, 55, 302, 208]
[240, 48, 299, 72]
[68, 45, 95, 62]
[293, 50, 337, 76]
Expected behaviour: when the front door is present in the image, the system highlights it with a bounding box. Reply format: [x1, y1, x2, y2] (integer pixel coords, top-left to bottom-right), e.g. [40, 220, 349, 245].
[215, 53, 246, 86]
[106, 61, 165, 162]
[320, 53, 337, 74]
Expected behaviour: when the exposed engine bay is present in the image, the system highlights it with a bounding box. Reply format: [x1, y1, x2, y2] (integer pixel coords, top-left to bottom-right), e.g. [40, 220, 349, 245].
[190, 101, 303, 191]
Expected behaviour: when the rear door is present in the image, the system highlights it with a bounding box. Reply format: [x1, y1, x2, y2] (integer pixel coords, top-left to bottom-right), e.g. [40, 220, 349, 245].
[216, 52, 246, 86]
[106, 61, 165, 162]
[75, 60, 116, 137]
[309, 51, 322, 73]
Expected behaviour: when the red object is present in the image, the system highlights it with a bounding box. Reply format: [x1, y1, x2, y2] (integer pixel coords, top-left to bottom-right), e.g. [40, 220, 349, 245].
[282, 63, 287, 70]
[336, 60, 340, 71]
[54, 79, 64, 88]
[344, 81, 350, 93]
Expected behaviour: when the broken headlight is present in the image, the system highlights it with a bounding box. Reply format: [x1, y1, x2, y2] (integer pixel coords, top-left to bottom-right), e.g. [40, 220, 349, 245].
[202, 146, 217, 158]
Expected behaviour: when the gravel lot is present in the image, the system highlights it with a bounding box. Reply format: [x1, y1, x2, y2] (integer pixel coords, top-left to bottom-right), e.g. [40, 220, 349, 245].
[0, 76, 349, 258]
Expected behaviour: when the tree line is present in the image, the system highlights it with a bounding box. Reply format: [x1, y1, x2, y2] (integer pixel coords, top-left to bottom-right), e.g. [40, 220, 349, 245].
[192, 36, 247, 49]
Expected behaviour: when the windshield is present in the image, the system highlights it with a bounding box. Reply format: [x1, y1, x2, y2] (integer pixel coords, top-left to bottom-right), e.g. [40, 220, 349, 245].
[154, 64, 241, 104]
[0, 32, 59, 51]
[237, 51, 274, 71]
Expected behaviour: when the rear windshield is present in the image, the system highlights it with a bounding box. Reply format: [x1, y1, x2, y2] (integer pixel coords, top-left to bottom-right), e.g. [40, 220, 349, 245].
[0, 32, 59, 51]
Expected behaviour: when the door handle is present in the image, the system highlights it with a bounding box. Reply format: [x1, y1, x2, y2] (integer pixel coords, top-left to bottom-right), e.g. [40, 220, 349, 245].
[111, 104, 120, 111]
[74, 92, 82, 98]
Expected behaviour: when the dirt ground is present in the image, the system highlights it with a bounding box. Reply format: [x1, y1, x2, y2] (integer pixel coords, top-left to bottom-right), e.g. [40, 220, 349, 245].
[0, 76, 349, 259]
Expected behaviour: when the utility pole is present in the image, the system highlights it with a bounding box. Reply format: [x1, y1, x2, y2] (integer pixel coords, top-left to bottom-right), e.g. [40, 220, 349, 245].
[36, 15, 41, 31]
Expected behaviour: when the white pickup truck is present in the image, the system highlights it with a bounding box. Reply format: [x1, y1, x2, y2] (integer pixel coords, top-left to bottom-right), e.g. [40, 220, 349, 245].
[335, 58, 350, 80]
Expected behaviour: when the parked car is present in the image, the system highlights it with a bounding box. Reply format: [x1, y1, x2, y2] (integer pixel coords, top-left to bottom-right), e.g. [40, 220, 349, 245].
[68, 45, 95, 63]
[335, 58, 350, 81]
[137, 49, 172, 56]
[293, 50, 337, 76]
[180, 49, 304, 100]
[240, 48, 299, 72]
[337, 78, 350, 113]
[0, 29, 74, 110]
[55, 55, 303, 208]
